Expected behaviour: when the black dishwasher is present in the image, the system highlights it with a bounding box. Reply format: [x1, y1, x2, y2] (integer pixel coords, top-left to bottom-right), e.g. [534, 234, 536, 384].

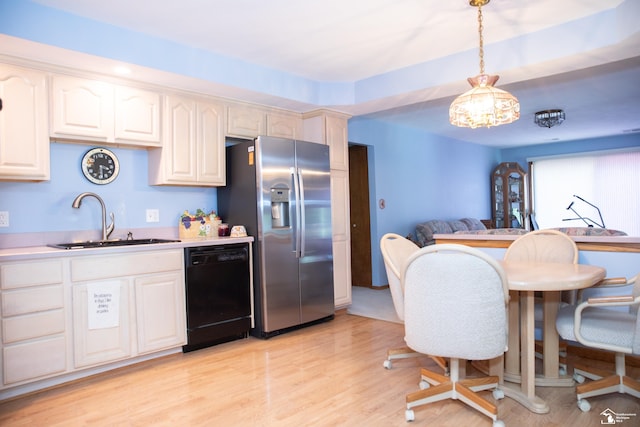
[183, 243, 251, 352]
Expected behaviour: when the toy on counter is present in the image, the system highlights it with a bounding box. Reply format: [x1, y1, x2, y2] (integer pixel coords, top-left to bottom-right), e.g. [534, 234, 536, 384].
[230, 225, 247, 237]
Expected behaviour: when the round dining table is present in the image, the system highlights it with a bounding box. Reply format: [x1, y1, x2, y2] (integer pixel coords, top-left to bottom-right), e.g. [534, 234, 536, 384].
[498, 260, 606, 414]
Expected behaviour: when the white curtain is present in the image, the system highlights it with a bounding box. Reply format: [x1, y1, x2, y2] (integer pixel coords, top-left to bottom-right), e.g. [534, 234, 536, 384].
[531, 150, 640, 236]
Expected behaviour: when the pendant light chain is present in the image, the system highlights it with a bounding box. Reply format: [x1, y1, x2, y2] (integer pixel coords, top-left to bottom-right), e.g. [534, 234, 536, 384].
[448, 0, 520, 128]
[477, 5, 485, 75]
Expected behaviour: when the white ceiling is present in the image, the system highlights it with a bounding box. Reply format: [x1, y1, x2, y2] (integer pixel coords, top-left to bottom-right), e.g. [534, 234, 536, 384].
[16, 0, 640, 148]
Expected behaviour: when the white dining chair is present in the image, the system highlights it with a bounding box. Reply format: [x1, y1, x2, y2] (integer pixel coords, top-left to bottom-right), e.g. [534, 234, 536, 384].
[402, 244, 509, 426]
[504, 229, 578, 372]
[379, 233, 447, 373]
[556, 274, 640, 412]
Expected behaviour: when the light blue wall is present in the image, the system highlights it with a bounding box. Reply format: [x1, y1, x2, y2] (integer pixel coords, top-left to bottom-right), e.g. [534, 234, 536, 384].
[349, 117, 500, 285]
[350, 120, 640, 286]
[0, 143, 216, 239]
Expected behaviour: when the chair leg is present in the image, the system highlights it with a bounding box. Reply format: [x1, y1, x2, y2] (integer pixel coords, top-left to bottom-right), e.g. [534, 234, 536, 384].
[383, 346, 422, 369]
[406, 382, 454, 410]
[456, 382, 498, 421]
[460, 376, 501, 393]
[431, 356, 449, 374]
[573, 352, 640, 403]
[420, 366, 450, 387]
[574, 362, 611, 382]
[384, 347, 449, 374]
[406, 359, 502, 423]
[622, 376, 640, 398]
[577, 375, 624, 400]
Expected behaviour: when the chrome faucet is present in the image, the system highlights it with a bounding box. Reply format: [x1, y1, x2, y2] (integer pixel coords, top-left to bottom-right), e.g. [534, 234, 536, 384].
[72, 192, 115, 241]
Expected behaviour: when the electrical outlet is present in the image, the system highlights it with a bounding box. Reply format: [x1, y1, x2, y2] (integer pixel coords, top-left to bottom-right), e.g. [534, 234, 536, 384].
[145, 209, 160, 223]
[0, 211, 8, 227]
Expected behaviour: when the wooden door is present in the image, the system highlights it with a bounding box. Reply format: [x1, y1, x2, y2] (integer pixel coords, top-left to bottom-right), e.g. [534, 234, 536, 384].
[348, 145, 372, 287]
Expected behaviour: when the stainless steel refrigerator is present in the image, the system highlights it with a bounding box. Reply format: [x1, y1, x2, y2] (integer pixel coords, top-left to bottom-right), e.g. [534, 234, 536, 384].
[218, 136, 334, 338]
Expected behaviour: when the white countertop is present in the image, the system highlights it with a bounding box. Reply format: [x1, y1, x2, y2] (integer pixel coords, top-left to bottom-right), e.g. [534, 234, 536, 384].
[0, 236, 254, 261]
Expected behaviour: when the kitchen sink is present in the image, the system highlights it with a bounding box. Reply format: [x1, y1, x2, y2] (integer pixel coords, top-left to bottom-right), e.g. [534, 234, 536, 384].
[49, 238, 181, 250]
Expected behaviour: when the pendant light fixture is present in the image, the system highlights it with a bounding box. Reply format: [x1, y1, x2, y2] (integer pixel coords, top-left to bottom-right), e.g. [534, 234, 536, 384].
[449, 0, 520, 128]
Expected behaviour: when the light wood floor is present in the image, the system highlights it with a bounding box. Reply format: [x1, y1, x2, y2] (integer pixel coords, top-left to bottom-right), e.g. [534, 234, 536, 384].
[1, 310, 638, 426]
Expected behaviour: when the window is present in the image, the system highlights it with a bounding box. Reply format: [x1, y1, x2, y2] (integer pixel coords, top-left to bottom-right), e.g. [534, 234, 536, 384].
[531, 150, 640, 236]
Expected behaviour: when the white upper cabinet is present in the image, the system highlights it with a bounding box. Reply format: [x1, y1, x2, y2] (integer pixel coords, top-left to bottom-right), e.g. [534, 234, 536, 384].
[148, 94, 225, 186]
[0, 64, 50, 181]
[266, 111, 303, 140]
[325, 115, 349, 171]
[50, 75, 113, 141]
[151, 94, 197, 184]
[227, 104, 305, 141]
[197, 101, 226, 184]
[114, 85, 162, 144]
[227, 104, 266, 138]
[50, 74, 162, 147]
[302, 110, 350, 171]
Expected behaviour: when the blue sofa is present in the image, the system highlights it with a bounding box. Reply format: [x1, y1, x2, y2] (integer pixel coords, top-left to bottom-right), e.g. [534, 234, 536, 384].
[412, 218, 627, 247]
[412, 218, 525, 247]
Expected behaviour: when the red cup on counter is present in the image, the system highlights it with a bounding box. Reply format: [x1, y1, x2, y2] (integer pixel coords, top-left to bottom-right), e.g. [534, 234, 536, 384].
[218, 223, 230, 237]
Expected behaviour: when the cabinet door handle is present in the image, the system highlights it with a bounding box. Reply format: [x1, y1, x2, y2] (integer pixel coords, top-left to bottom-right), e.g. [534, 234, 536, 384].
[0, 98, 3, 111]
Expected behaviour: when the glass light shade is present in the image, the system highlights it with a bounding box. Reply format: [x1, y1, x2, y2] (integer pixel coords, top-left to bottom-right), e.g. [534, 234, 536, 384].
[449, 74, 520, 128]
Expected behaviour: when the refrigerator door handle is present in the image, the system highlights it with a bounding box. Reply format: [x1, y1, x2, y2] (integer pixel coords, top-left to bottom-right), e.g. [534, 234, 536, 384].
[297, 168, 306, 258]
[291, 166, 302, 258]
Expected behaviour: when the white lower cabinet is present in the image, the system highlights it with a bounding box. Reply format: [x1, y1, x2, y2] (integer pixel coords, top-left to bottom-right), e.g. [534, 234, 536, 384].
[70, 250, 185, 367]
[135, 272, 186, 354]
[72, 279, 132, 368]
[329, 168, 352, 308]
[332, 240, 352, 308]
[1, 259, 66, 386]
[0, 249, 186, 396]
[3, 336, 66, 385]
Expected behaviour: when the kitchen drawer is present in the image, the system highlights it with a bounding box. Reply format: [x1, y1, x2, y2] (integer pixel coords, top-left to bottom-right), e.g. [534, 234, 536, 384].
[3, 336, 67, 384]
[0, 260, 63, 290]
[70, 250, 183, 282]
[1, 285, 64, 317]
[2, 309, 65, 343]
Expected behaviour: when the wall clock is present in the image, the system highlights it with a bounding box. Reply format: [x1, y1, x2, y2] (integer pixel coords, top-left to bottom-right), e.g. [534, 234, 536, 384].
[81, 147, 120, 184]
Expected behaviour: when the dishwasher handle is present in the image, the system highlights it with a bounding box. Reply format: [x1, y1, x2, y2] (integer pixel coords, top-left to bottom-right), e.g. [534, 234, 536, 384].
[188, 247, 248, 266]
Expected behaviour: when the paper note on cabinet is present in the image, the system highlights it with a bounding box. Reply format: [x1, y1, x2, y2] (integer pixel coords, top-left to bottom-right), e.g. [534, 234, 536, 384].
[87, 281, 120, 329]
